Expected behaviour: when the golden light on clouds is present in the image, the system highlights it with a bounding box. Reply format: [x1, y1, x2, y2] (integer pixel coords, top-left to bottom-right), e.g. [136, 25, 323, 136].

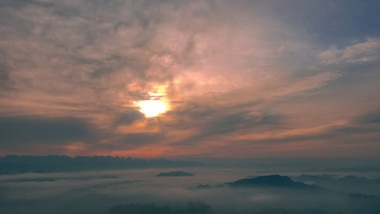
[134, 84, 170, 117]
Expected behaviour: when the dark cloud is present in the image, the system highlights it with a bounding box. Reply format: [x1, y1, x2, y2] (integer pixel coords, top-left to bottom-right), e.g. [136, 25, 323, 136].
[329, 111, 380, 135]
[168, 102, 280, 131]
[0, 155, 201, 174]
[334, 126, 378, 134]
[0, 117, 95, 148]
[201, 112, 280, 135]
[0, 50, 13, 90]
[0, 65, 10, 89]
[117, 110, 144, 125]
[230, 110, 380, 149]
[359, 111, 380, 124]
[173, 108, 281, 146]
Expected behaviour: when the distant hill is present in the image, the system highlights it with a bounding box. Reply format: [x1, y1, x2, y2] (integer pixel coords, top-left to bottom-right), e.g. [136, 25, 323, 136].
[156, 171, 194, 177]
[227, 174, 319, 189]
[0, 155, 203, 174]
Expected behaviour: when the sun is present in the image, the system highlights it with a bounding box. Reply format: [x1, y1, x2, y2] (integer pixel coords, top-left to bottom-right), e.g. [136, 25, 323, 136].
[135, 100, 168, 117]
[133, 84, 170, 117]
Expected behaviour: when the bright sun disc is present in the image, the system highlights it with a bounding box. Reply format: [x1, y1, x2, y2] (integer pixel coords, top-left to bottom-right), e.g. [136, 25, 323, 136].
[136, 100, 168, 117]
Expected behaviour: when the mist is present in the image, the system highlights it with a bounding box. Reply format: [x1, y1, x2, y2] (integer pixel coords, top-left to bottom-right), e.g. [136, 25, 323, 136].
[1, 157, 379, 214]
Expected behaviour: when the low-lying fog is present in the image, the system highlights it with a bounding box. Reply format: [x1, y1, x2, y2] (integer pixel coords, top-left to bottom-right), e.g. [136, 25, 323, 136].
[1, 167, 379, 214]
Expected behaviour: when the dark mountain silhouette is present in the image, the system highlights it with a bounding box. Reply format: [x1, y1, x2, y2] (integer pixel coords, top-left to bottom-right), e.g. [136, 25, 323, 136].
[227, 174, 319, 189]
[0, 155, 202, 174]
[156, 171, 193, 177]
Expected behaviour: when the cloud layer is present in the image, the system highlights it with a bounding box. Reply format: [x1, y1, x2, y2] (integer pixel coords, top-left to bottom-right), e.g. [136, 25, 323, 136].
[0, 0, 380, 157]
[1, 167, 379, 214]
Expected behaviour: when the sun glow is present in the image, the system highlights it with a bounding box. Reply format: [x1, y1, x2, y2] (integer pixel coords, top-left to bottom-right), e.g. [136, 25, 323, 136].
[133, 84, 170, 117]
[135, 100, 168, 117]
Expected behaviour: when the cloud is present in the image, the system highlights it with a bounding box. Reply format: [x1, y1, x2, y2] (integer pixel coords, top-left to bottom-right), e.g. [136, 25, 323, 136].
[358, 111, 380, 124]
[0, 0, 379, 157]
[120, 133, 164, 146]
[117, 110, 144, 125]
[319, 38, 380, 65]
[0, 65, 10, 90]
[0, 117, 95, 149]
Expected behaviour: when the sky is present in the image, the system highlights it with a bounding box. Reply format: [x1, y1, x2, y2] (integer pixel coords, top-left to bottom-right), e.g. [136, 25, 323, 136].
[0, 0, 380, 158]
